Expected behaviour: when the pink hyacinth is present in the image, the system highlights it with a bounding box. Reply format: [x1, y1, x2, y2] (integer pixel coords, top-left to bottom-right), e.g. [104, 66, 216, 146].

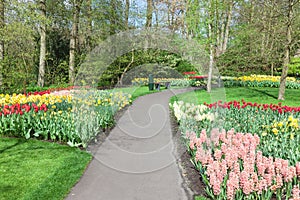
[214, 149, 222, 160]
[274, 158, 283, 174]
[256, 151, 263, 164]
[210, 128, 220, 146]
[195, 138, 203, 148]
[258, 178, 268, 194]
[240, 170, 250, 193]
[275, 174, 283, 189]
[251, 172, 259, 191]
[257, 162, 265, 177]
[189, 140, 195, 150]
[219, 130, 227, 143]
[291, 185, 300, 200]
[285, 166, 296, 182]
[189, 128, 300, 199]
[263, 173, 273, 187]
[227, 171, 239, 200]
[200, 129, 207, 143]
[212, 180, 221, 195]
[296, 162, 300, 176]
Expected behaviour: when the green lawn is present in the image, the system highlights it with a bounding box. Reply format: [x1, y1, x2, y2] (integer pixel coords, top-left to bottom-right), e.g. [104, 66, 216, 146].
[112, 86, 163, 101]
[111, 85, 177, 101]
[194, 196, 208, 200]
[171, 87, 300, 107]
[0, 137, 92, 200]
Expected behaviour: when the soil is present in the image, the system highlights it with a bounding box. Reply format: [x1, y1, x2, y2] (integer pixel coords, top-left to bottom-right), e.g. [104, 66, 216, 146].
[170, 110, 208, 199]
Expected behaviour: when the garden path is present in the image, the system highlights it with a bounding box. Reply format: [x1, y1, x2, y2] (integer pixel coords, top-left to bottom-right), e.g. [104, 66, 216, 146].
[66, 88, 195, 200]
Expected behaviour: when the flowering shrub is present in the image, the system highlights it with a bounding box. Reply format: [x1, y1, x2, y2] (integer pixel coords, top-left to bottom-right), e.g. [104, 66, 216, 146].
[0, 90, 131, 147]
[171, 100, 300, 199]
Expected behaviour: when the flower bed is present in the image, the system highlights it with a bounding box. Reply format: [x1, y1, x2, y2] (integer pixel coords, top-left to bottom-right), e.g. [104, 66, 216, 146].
[131, 78, 191, 87]
[0, 90, 131, 147]
[223, 75, 300, 89]
[171, 100, 300, 199]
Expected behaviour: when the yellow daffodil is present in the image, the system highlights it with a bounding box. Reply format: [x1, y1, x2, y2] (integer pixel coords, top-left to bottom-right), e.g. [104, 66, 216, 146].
[290, 134, 294, 140]
[272, 128, 279, 135]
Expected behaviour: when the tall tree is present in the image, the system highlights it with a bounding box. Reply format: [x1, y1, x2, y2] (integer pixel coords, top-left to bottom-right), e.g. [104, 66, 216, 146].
[207, 0, 214, 93]
[0, 0, 4, 87]
[278, 0, 296, 100]
[205, 0, 234, 92]
[146, 0, 153, 27]
[125, 0, 130, 29]
[38, 0, 46, 87]
[86, 0, 92, 51]
[69, 0, 82, 84]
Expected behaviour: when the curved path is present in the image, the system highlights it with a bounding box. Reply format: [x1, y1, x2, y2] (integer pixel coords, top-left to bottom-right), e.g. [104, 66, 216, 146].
[66, 88, 194, 200]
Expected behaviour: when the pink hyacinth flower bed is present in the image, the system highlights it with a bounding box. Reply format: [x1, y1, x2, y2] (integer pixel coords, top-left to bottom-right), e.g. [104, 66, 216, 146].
[185, 128, 300, 200]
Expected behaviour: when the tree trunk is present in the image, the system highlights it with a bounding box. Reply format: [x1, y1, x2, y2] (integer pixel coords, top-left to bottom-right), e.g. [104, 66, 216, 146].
[260, 5, 266, 58]
[146, 0, 152, 27]
[207, 12, 214, 93]
[69, 0, 81, 85]
[38, 0, 46, 87]
[118, 50, 134, 86]
[278, 0, 293, 100]
[222, 0, 233, 54]
[86, 0, 92, 51]
[153, 0, 159, 27]
[125, 0, 129, 29]
[0, 0, 4, 87]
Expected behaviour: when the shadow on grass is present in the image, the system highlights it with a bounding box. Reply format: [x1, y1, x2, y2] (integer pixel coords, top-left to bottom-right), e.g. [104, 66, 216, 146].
[248, 88, 277, 99]
[0, 185, 15, 193]
[0, 139, 25, 154]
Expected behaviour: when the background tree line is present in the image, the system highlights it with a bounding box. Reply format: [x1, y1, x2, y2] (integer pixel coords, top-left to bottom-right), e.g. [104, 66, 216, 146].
[0, 0, 299, 98]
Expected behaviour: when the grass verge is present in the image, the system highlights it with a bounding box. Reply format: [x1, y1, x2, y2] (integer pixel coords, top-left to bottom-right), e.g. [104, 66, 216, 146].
[112, 85, 167, 102]
[194, 196, 208, 200]
[170, 87, 300, 106]
[0, 137, 92, 200]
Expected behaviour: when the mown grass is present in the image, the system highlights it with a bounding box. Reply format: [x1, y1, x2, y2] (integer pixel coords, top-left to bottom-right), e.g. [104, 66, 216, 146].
[0, 137, 92, 200]
[171, 87, 300, 106]
[112, 85, 170, 101]
[194, 196, 209, 200]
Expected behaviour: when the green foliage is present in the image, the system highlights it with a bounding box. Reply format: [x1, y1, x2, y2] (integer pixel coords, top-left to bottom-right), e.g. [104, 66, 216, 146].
[101, 49, 195, 86]
[288, 57, 300, 76]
